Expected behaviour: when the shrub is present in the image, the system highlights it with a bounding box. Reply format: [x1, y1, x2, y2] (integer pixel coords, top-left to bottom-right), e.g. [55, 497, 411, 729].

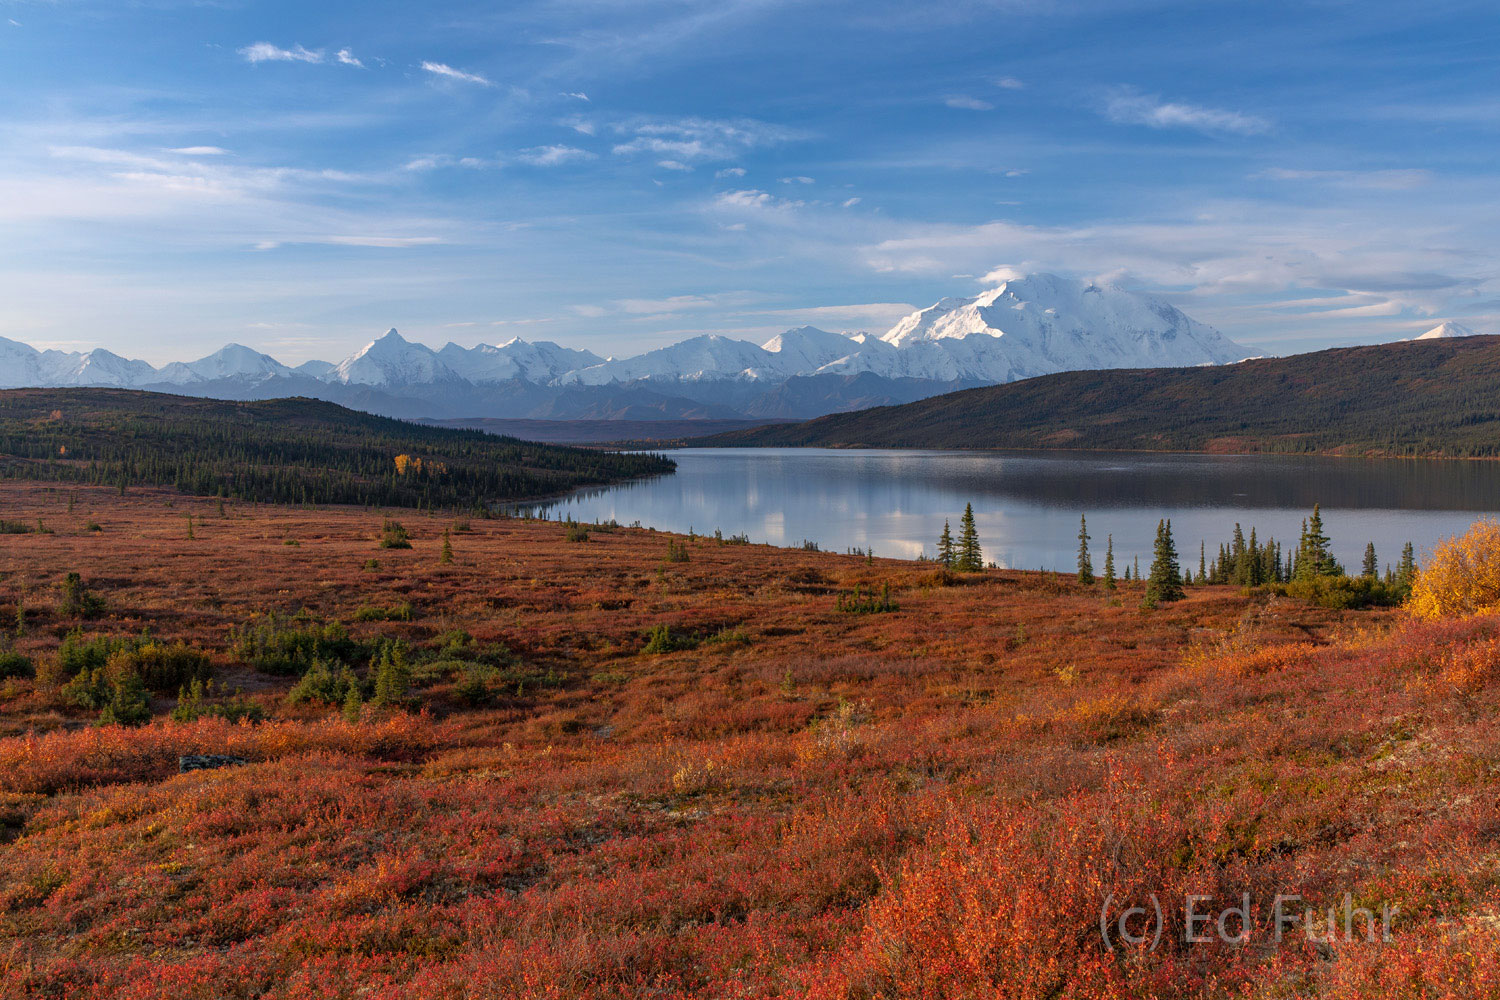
[379, 520, 412, 549]
[110, 641, 212, 691]
[1276, 574, 1403, 610]
[58, 572, 106, 618]
[0, 650, 33, 679]
[370, 641, 413, 707]
[835, 583, 898, 614]
[97, 671, 150, 727]
[664, 539, 691, 563]
[642, 624, 698, 654]
[565, 522, 590, 543]
[353, 602, 414, 623]
[0, 519, 34, 534]
[171, 678, 264, 723]
[1409, 520, 1500, 619]
[229, 612, 362, 675]
[286, 660, 362, 706]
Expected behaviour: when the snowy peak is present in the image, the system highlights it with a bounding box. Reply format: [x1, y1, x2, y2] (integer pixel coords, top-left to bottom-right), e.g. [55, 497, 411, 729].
[437, 339, 604, 384]
[332, 329, 463, 387]
[761, 326, 864, 372]
[1415, 321, 1480, 340]
[564, 334, 776, 385]
[871, 273, 1247, 381]
[157, 343, 294, 384]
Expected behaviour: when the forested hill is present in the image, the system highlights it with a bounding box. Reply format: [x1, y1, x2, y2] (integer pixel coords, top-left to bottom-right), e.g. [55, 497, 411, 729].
[698, 336, 1500, 457]
[0, 389, 674, 509]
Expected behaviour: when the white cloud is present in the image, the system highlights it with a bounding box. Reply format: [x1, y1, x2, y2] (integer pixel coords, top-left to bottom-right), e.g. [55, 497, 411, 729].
[320, 235, 443, 248]
[517, 144, 596, 166]
[715, 166, 747, 178]
[169, 146, 230, 156]
[560, 91, 590, 101]
[612, 116, 800, 164]
[714, 189, 803, 211]
[240, 42, 324, 65]
[981, 265, 1027, 284]
[945, 95, 994, 111]
[841, 197, 862, 208]
[779, 176, 814, 185]
[336, 48, 363, 68]
[1104, 89, 1271, 136]
[996, 76, 1024, 90]
[657, 159, 692, 171]
[1255, 167, 1432, 190]
[421, 61, 493, 86]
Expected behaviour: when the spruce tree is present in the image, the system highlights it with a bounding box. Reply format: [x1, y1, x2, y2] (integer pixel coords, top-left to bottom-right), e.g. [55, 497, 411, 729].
[1362, 542, 1378, 578]
[440, 528, 454, 565]
[1103, 535, 1116, 590]
[1145, 519, 1185, 604]
[1199, 541, 1207, 583]
[957, 504, 982, 571]
[1397, 541, 1417, 588]
[937, 520, 955, 568]
[1076, 514, 1094, 585]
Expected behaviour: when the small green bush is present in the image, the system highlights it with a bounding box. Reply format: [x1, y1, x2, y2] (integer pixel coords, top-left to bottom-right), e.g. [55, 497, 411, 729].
[379, 520, 412, 549]
[58, 572, 106, 619]
[642, 624, 698, 655]
[353, 602, 414, 622]
[286, 660, 363, 706]
[0, 650, 33, 679]
[229, 611, 363, 676]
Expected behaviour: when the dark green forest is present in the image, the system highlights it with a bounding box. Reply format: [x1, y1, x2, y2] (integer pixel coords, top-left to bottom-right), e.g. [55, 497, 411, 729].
[703, 336, 1500, 456]
[0, 389, 673, 509]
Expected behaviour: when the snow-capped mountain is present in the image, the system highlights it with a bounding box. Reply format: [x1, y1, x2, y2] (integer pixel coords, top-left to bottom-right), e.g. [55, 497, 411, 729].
[0, 273, 1269, 419]
[1415, 321, 1480, 341]
[437, 338, 603, 384]
[332, 329, 466, 387]
[156, 344, 294, 385]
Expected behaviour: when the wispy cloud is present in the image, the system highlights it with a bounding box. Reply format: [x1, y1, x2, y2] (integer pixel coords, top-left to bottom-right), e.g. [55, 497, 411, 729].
[516, 144, 596, 166]
[715, 166, 747, 178]
[560, 91, 590, 101]
[995, 76, 1024, 90]
[168, 146, 230, 156]
[612, 116, 802, 164]
[1255, 167, 1432, 190]
[779, 176, 814, 184]
[421, 61, 493, 86]
[336, 48, 363, 68]
[1104, 88, 1271, 135]
[945, 95, 994, 111]
[240, 42, 325, 65]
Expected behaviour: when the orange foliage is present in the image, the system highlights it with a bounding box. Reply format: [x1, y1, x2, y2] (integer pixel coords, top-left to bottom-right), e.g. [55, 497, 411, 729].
[1408, 518, 1500, 620]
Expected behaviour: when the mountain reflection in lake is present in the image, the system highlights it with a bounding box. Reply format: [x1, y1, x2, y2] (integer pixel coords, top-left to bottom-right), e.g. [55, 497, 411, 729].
[516, 449, 1500, 571]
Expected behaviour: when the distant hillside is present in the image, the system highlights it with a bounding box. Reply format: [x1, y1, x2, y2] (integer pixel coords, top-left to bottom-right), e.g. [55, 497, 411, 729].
[700, 337, 1500, 457]
[421, 417, 789, 445]
[0, 389, 673, 509]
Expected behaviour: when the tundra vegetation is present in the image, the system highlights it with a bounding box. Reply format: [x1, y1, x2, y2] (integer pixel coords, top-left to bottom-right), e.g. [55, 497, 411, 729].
[0, 481, 1495, 999]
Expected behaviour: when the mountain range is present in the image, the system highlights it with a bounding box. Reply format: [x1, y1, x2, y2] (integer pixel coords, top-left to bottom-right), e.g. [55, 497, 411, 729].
[1, 273, 1475, 421]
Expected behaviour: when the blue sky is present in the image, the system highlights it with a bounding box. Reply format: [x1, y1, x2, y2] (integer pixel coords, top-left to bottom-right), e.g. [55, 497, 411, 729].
[1, 0, 1496, 365]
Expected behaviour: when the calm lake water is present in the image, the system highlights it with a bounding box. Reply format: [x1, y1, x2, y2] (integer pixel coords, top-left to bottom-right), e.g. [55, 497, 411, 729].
[518, 449, 1500, 572]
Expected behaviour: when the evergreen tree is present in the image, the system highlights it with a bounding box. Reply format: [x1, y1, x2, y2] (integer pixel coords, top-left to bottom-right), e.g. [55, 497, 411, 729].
[936, 520, 955, 568]
[1133, 555, 1140, 580]
[440, 528, 454, 565]
[1199, 541, 1207, 583]
[1076, 514, 1094, 585]
[1362, 542, 1378, 578]
[1103, 535, 1116, 590]
[957, 504, 983, 571]
[1397, 541, 1417, 587]
[1297, 504, 1336, 579]
[1145, 519, 1185, 604]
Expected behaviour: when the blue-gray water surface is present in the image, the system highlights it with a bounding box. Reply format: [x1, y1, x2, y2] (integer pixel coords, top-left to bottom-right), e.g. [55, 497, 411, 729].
[518, 449, 1500, 572]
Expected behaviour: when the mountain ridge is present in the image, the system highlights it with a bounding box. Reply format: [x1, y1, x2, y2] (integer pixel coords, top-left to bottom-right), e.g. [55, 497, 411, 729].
[695, 335, 1500, 459]
[5, 272, 1451, 422]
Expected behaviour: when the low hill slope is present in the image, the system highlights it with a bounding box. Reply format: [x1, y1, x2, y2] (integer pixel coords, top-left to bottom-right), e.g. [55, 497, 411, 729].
[0, 388, 673, 508]
[701, 336, 1500, 457]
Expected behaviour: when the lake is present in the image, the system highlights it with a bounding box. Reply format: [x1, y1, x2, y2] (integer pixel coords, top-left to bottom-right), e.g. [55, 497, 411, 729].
[516, 448, 1500, 572]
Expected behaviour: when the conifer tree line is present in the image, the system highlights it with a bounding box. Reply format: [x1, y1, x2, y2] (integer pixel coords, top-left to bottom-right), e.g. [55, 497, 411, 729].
[0, 389, 674, 510]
